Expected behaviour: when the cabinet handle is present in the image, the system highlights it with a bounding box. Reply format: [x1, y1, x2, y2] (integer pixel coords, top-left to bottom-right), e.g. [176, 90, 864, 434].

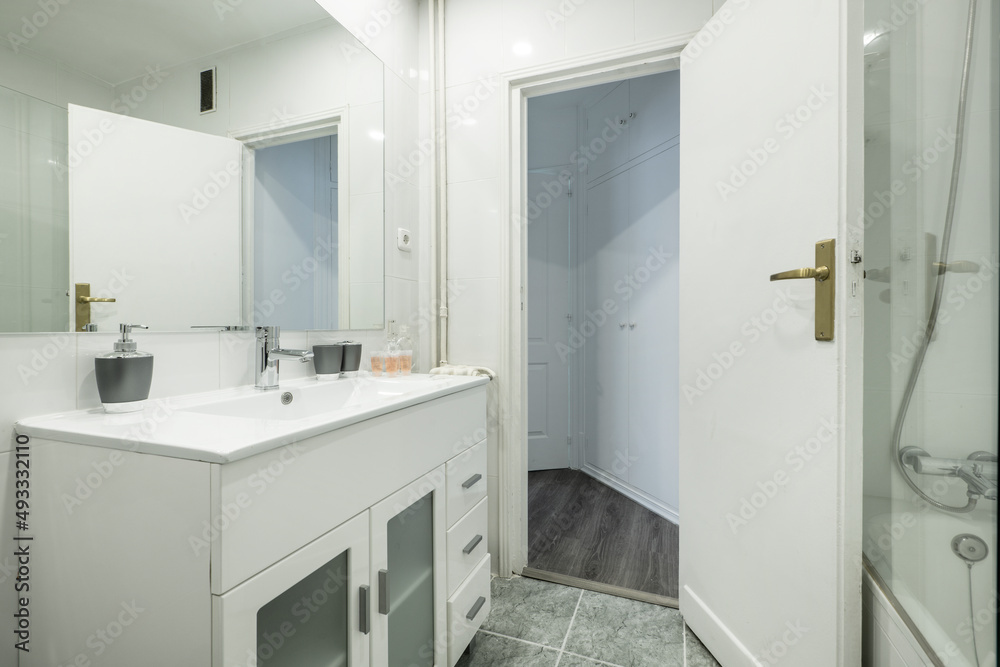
[359, 585, 370, 634]
[462, 473, 483, 489]
[463, 534, 483, 555]
[378, 569, 390, 615]
[466, 596, 486, 621]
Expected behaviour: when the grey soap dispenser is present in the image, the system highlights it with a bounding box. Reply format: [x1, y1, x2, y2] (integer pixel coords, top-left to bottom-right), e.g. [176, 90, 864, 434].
[95, 324, 153, 413]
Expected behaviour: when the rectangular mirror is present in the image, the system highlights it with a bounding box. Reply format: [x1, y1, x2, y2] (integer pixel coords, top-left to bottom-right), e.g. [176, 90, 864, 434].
[0, 0, 385, 333]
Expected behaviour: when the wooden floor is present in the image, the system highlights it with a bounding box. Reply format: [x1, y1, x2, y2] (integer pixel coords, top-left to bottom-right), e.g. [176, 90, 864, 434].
[527, 469, 679, 599]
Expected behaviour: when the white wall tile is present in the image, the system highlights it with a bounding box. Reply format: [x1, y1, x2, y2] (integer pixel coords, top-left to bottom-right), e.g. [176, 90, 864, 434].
[445, 278, 500, 370]
[385, 180, 419, 280]
[444, 0, 503, 88]
[501, 0, 568, 72]
[349, 192, 386, 285]
[351, 102, 386, 196]
[564, 0, 635, 59]
[447, 179, 500, 280]
[219, 330, 257, 388]
[445, 80, 502, 185]
[0, 333, 78, 453]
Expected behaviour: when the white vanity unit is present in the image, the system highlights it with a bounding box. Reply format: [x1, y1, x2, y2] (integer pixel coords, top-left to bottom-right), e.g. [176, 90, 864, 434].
[15, 374, 490, 667]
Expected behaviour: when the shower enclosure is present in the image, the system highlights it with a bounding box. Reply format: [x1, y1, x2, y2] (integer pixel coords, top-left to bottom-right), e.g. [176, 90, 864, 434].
[863, 0, 998, 665]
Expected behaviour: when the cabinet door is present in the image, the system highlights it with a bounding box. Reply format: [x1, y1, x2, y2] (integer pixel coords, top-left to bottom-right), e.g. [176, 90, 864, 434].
[627, 71, 680, 161]
[626, 145, 680, 513]
[583, 81, 630, 182]
[370, 467, 448, 667]
[582, 170, 630, 481]
[213, 511, 370, 667]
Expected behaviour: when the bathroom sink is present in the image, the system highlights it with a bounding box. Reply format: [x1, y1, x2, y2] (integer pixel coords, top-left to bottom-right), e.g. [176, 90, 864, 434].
[181, 375, 444, 421]
[15, 373, 488, 463]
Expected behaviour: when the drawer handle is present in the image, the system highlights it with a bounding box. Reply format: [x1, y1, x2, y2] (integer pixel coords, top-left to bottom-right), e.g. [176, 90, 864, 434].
[378, 569, 390, 615]
[462, 473, 483, 489]
[359, 585, 370, 634]
[466, 596, 486, 621]
[463, 534, 483, 555]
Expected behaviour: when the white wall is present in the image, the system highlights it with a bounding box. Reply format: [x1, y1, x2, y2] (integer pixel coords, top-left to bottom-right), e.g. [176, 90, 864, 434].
[443, 0, 713, 573]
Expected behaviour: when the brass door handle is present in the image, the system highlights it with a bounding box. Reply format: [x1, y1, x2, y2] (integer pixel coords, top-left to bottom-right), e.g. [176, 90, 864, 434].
[769, 239, 835, 341]
[77, 295, 116, 303]
[770, 266, 830, 282]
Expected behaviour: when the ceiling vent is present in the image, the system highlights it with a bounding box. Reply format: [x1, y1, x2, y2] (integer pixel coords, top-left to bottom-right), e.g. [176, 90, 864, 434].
[200, 67, 216, 114]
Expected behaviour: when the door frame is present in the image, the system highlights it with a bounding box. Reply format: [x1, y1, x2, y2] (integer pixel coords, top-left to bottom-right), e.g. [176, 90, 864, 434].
[497, 35, 694, 576]
[231, 108, 351, 328]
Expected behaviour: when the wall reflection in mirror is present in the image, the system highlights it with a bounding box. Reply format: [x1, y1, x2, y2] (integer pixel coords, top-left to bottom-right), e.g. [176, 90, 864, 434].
[0, 0, 385, 333]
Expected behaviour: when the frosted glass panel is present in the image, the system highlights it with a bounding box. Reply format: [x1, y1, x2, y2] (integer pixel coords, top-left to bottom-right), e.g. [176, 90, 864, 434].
[257, 550, 350, 667]
[387, 492, 434, 667]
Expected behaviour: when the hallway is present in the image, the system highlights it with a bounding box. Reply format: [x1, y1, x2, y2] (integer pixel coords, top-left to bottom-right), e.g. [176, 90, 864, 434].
[528, 469, 679, 600]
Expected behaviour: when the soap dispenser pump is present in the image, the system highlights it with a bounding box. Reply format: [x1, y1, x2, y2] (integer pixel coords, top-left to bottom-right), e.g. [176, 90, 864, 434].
[95, 324, 153, 413]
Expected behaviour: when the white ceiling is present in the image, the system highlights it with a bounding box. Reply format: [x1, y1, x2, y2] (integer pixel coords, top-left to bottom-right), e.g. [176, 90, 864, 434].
[1, 0, 331, 86]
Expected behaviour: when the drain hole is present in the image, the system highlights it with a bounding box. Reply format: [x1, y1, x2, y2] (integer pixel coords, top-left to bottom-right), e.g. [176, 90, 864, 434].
[280, 392, 293, 405]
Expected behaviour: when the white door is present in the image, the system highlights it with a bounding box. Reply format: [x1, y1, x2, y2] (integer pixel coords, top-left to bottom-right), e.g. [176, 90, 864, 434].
[526, 171, 572, 471]
[370, 468, 448, 667]
[583, 169, 630, 480]
[678, 0, 863, 665]
[69, 104, 243, 331]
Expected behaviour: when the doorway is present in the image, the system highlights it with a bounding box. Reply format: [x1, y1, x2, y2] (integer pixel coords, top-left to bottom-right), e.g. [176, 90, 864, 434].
[253, 135, 339, 329]
[524, 71, 681, 604]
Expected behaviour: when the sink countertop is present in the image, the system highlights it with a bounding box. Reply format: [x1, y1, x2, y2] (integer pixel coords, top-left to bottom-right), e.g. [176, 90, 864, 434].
[15, 374, 490, 464]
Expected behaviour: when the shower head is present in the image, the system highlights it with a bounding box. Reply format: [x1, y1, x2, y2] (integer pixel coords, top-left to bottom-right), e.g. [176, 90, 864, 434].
[951, 534, 989, 565]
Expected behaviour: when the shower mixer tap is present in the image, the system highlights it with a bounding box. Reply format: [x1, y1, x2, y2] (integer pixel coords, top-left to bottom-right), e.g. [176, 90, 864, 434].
[900, 448, 998, 501]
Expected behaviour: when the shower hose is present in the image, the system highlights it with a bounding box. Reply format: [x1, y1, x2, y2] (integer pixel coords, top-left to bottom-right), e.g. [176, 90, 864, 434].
[891, 0, 981, 515]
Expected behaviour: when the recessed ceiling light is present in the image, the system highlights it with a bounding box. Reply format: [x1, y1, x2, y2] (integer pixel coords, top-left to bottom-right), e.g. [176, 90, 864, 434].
[512, 42, 533, 57]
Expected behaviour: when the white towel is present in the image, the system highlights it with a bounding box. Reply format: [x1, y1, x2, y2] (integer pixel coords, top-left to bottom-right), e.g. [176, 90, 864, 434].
[429, 364, 497, 380]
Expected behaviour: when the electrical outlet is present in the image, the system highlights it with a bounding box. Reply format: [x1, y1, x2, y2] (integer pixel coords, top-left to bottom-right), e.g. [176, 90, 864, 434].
[396, 228, 412, 252]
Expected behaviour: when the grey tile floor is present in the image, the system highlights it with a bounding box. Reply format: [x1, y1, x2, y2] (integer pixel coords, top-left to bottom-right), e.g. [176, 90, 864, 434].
[456, 576, 722, 667]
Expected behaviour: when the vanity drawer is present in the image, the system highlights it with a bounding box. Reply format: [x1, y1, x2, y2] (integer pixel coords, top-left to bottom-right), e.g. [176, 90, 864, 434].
[446, 440, 487, 528]
[446, 497, 488, 593]
[446, 554, 491, 667]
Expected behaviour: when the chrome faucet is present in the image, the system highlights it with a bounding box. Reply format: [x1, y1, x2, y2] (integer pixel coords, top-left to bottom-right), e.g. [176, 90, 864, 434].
[255, 326, 314, 390]
[901, 448, 998, 501]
